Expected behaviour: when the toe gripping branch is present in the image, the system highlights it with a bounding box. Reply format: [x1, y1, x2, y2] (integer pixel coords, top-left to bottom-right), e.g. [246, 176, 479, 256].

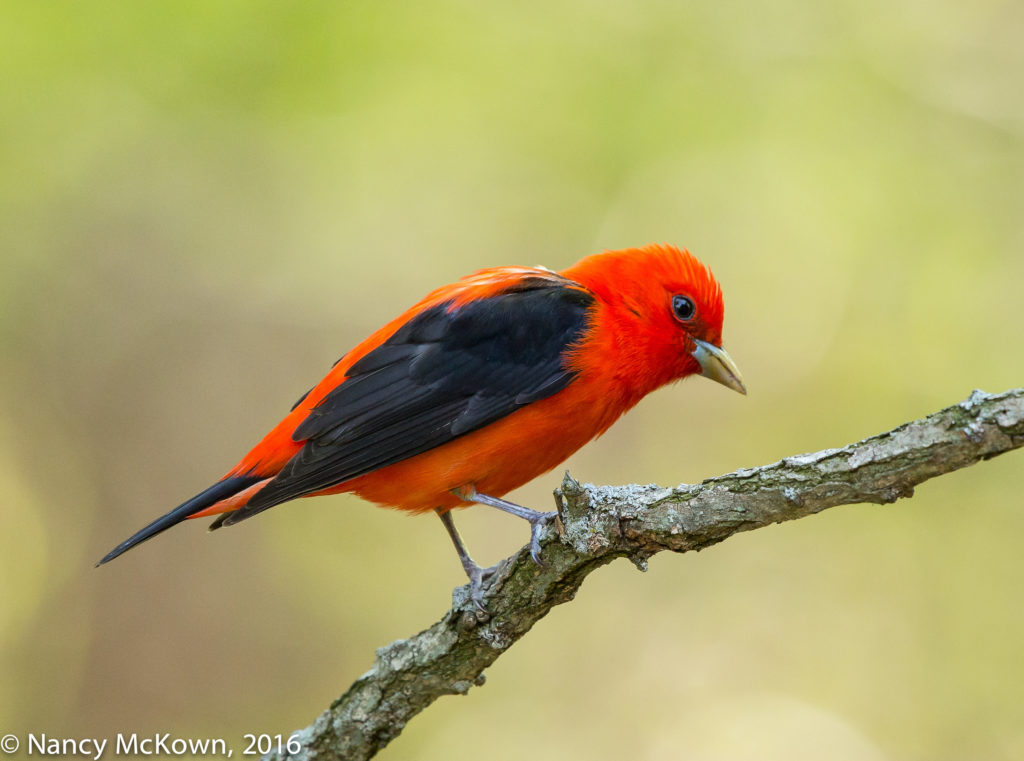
[438, 486, 561, 609]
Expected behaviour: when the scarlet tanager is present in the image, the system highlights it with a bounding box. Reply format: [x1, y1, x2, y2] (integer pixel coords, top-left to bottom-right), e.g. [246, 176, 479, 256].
[98, 244, 745, 604]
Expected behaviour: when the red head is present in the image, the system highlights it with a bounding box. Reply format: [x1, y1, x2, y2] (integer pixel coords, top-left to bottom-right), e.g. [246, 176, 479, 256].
[561, 244, 744, 402]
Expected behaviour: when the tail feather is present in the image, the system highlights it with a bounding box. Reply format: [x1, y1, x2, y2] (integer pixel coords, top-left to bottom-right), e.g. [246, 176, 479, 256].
[96, 475, 262, 566]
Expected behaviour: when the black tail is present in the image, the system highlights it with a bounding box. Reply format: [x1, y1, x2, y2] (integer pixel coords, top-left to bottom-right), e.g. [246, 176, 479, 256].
[96, 475, 262, 566]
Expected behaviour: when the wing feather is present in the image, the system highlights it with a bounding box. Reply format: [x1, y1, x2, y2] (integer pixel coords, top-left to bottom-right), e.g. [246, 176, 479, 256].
[224, 279, 594, 524]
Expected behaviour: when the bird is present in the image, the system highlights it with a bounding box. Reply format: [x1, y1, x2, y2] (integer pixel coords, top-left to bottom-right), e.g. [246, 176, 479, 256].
[97, 244, 745, 606]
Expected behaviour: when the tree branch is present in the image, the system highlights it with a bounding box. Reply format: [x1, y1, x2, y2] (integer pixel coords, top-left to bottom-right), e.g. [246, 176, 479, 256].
[267, 388, 1024, 761]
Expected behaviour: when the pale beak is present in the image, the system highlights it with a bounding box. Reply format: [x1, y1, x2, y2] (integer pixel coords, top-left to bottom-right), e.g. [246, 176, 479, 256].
[691, 339, 747, 395]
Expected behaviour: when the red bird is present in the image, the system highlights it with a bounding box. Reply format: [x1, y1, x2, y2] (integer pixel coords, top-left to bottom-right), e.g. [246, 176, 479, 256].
[99, 244, 745, 604]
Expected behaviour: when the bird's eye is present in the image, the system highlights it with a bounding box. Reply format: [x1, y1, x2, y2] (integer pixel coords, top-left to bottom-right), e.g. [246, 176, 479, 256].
[672, 294, 696, 322]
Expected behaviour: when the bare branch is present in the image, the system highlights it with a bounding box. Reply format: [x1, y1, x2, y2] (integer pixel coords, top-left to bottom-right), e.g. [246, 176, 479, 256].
[267, 388, 1024, 761]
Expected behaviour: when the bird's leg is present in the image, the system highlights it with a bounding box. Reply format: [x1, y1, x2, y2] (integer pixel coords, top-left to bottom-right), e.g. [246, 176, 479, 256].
[453, 486, 557, 566]
[436, 508, 498, 610]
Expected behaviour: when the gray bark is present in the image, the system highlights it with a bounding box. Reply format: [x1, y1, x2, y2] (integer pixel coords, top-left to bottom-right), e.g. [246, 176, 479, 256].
[266, 387, 1024, 761]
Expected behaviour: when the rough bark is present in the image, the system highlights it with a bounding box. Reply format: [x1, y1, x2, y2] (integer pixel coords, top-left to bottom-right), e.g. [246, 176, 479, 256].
[265, 388, 1024, 761]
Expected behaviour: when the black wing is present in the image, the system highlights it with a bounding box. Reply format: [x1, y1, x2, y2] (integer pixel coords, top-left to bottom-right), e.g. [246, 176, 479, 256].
[222, 279, 594, 525]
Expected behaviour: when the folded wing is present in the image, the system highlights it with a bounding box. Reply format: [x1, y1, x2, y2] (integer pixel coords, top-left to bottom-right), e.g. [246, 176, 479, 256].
[222, 279, 594, 524]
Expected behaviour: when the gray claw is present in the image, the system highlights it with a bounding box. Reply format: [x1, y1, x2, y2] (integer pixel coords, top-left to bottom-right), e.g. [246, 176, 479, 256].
[467, 563, 499, 611]
[528, 511, 558, 567]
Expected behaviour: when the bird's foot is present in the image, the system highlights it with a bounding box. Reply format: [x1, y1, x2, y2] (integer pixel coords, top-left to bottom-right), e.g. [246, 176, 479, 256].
[453, 486, 560, 566]
[465, 561, 502, 611]
[527, 511, 558, 566]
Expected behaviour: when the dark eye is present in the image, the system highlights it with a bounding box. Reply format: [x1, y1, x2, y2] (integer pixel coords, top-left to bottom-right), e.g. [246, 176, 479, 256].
[672, 294, 696, 322]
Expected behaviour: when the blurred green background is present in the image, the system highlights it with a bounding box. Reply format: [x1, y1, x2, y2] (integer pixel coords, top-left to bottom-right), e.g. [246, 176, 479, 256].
[2, 1, 1023, 759]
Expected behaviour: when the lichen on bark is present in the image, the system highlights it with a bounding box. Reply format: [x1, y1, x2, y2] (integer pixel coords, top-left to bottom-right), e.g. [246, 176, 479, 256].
[266, 387, 1024, 761]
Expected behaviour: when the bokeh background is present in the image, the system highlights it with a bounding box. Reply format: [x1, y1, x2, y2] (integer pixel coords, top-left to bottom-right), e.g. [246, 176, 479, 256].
[2, 1, 1023, 759]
